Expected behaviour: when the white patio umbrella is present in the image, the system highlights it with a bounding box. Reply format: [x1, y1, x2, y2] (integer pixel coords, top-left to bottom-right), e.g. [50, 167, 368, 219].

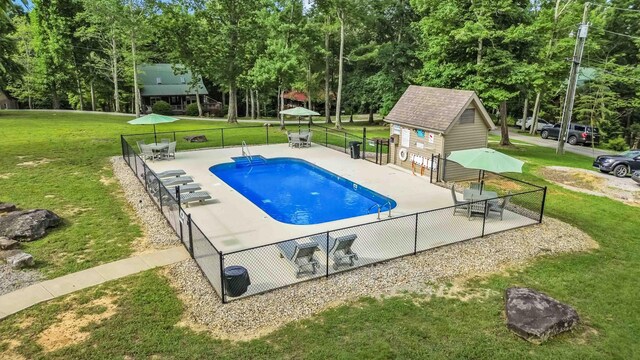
[127, 113, 179, 144]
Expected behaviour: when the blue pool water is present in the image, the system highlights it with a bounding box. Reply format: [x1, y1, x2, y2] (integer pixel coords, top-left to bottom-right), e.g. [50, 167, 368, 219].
[209, 157, 396, 225]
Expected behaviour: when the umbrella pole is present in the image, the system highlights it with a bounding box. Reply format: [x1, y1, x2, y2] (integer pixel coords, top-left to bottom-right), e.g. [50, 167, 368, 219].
[298, 116, 301, 132]
[154, 124, 157, 144]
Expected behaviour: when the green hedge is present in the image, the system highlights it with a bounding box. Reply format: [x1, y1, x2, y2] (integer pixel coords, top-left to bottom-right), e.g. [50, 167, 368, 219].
[152, 101, 172, 115]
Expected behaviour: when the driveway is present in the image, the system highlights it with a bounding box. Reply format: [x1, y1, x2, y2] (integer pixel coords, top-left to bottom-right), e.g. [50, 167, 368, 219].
[490, 128, 615, 158]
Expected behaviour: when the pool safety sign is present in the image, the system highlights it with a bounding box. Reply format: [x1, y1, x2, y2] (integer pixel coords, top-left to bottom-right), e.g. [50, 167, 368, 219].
[401, 128, 410, 148]
[428, 133, 435, 144]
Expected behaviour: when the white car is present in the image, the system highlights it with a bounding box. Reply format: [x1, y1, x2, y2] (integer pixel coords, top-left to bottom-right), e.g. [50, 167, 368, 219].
[515, 117, 550, 132]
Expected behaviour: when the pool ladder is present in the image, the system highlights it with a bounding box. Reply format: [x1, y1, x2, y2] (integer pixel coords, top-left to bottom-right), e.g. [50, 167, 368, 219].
[241, 141, 252, 164]
[368, 200, 392, 220]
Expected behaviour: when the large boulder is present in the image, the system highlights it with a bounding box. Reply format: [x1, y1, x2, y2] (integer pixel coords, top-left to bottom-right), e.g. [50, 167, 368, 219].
[0, 209, 61, 242]
[6, 252, 35, 269]
[505, 287, 579, 343]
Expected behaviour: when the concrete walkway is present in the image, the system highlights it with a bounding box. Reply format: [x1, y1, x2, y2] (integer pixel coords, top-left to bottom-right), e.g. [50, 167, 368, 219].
[491, 128, 615, 157]
[0, 246, 189, 320]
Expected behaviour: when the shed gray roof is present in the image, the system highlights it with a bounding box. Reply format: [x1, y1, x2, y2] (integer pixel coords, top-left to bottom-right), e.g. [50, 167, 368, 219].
[385, 85, 494, 133]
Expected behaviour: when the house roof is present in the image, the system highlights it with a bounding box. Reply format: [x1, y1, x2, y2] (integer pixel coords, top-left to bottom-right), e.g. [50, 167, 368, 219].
[138, 64, 208, 96]
[282, 91, 308, 102]
[385, 85, 495, 133]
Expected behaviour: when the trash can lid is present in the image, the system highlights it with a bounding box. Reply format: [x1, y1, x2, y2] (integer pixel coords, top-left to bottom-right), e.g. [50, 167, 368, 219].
[224, 265, 247, 276]
[349, 141, 362, 145]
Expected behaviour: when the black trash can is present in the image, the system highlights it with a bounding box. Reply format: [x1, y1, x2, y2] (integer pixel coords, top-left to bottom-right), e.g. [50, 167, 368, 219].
[349, 141, 362, 159]
[224, 265, 251, 297]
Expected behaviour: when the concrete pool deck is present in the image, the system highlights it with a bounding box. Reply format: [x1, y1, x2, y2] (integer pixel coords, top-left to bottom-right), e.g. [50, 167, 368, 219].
[147, 144, 536, 254]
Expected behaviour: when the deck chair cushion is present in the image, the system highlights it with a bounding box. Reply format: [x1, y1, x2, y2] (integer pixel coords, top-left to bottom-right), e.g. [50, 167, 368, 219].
[277, 240, 318, 261]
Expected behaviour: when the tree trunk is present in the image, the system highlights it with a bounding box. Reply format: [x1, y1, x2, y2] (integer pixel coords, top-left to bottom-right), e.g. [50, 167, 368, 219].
[131, 32, 140, 116]
[349, 112, 353, 123]
[477, 38, 482, 65]
[222, 91, 226, 108]
[335, 11, 345, 130]
[90, 80, 96, 111]
[195, 89, 203, 116]
[324, 16, 332, 124]
[368, 106, 374, 124]
[250, 89, 256, 119]
[307, 62, 312, 110]
[256, 90, 261, 119]
[529, 92, 542, 135]
[279, 86, 285, 130]
[51, 82, 60, 109]
[500, 101, 511, 145]
[276, 86, 281, 122]
[245, 89, 249, 118]
[111, 35, 120, 113]
[520, 95, 528, 131]
[227, 82, 237, 123]
[28, 94, 32, 110]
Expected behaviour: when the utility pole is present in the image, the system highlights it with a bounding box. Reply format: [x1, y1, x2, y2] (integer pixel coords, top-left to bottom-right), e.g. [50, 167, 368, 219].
[557, 2, 590, 155]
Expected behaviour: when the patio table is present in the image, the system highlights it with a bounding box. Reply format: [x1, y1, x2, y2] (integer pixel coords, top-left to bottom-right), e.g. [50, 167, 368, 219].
[463, 189, 498, 218]
[147, 143, 169, 160]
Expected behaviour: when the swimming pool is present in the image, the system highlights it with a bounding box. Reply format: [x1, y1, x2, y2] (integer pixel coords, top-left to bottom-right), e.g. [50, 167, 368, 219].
[209, 157, 396, 225]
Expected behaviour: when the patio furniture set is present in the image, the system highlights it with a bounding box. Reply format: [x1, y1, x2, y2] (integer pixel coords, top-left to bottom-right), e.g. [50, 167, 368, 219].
[137, 139, 177, 161]
[277, 233, 359, 277]
[451, 182, 511, 220]
[147, 169, 213, 207]
[287, 131, 313, 148]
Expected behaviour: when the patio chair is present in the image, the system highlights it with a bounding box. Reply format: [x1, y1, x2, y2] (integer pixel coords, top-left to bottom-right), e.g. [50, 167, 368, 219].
[136, 140, 146, 153]
[470, 182, 482, 191]
[161, 176, 193, 187]
[140, 144, 157, 161]
[162, 142, 177, 160]
[486, 193, 511, 220]
[451, 185, 470, 216]
[311, 233, 358, 269]
[302, 131, 313, 147]
[160, 138, 171, 144]
[277, 240, 320, 277]
[179, 191, 212, 207]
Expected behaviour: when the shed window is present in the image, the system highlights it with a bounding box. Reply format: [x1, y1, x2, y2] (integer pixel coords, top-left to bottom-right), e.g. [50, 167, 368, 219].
[180, 76, 186, 84]
[156, 77, 162, 84]
[459, 109, 475, 124]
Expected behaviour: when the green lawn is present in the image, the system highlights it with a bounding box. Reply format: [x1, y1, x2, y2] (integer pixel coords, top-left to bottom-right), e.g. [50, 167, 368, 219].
[2, 111, 639, 358]
[0, 110, 386, 277]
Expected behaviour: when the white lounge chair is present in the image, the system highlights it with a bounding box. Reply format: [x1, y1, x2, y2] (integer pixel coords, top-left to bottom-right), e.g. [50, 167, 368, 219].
[161, 176, 193, 187]
[312, 233, 358, 269]
[153, 169, 186, 178]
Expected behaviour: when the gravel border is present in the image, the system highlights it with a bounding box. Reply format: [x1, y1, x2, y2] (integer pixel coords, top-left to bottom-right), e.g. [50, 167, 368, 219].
[166, 217, 598, 340]
[110, 156, 180, 249]
[0, 263, 43, 296]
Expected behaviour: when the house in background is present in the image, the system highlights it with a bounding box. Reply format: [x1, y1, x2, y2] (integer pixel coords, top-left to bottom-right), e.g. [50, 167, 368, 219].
[0, 89, 18, 109]
[282, 90, 308, 108]
[385, 85, 495, 181]
[138, 64, 220, 114]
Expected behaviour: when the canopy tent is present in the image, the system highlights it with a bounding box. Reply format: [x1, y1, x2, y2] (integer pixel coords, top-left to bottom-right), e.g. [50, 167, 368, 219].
[128, 114, 179, 144]
[280, 107, 320, 130]
[446, 148, 524, 174]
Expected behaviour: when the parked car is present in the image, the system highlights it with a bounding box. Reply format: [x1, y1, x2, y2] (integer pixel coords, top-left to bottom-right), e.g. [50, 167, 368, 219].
[515, 117, 550, 132]
[540, 123, 601, 146]
[632, 170, 640, 184]
[593, 149, 640, 178]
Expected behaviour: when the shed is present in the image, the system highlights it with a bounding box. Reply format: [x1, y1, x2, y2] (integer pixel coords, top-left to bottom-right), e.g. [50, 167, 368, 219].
[0, 89, 18, 109]
[384, 85, 495, 180]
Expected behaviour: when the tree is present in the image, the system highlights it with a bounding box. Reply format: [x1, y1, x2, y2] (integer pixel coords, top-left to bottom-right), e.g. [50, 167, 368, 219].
[0, 6, 23, 91]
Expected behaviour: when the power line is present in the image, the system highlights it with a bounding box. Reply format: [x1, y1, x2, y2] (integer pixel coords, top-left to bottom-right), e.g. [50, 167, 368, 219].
[600, 29, 640, 41]
[591, 3, 640, 14]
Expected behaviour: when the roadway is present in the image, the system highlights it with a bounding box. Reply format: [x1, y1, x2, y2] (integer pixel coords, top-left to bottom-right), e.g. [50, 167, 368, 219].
[490, 128, 615, 158]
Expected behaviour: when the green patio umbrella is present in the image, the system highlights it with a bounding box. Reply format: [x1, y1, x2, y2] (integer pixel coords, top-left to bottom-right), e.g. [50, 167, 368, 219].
[446, 147, 524, 173]
[128, 113, 179, 144]
[280, 107, 320, 130]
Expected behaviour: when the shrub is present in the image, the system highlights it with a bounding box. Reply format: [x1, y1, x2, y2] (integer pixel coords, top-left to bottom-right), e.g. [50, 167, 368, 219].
[151, 101, 172, 115]
[606, 137, 628, 151]
[185, 103, 200, 117]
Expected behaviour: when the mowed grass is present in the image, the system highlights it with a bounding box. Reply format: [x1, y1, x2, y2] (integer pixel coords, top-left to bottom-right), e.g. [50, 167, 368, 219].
[0, 111, 386, 277]
[2, 113, 638, 358]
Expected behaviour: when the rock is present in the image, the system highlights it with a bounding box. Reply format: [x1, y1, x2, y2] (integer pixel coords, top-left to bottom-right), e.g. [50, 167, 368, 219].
[6, 252, 35, 269]
[505, 287, 579, 343]
[0, 209, 61, 241]
[0, 203, 17, 213]
[0, 236, 19, 250]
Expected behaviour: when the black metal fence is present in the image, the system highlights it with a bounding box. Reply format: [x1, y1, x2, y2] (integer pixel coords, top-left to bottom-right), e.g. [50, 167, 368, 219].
[308, 124, 389, 165]
[120, 126, 546, 304]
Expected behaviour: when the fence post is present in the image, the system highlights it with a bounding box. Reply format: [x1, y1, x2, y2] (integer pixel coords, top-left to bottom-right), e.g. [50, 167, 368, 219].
[481, 200, 487, 237]
[325, 127, 328, 147]
[158, 179, 163, 210]
[121, 135, 125, 160]
[221, 128, 225, 148]
[539, 187, 547, 223]
[266, 124, 269, 145]
[414, 214, 418, 255]
[325, 232, 330, 278]
[143, 163, 148, 190]
[134, 154, 138, 177]
[429, 154, 434, 183]
[187, 214, 194, 258]
[173, 131, 176, 142]
[220, 253, 226, 304]
[362, 128, 367, 160]
[344, 132, 347, 153]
